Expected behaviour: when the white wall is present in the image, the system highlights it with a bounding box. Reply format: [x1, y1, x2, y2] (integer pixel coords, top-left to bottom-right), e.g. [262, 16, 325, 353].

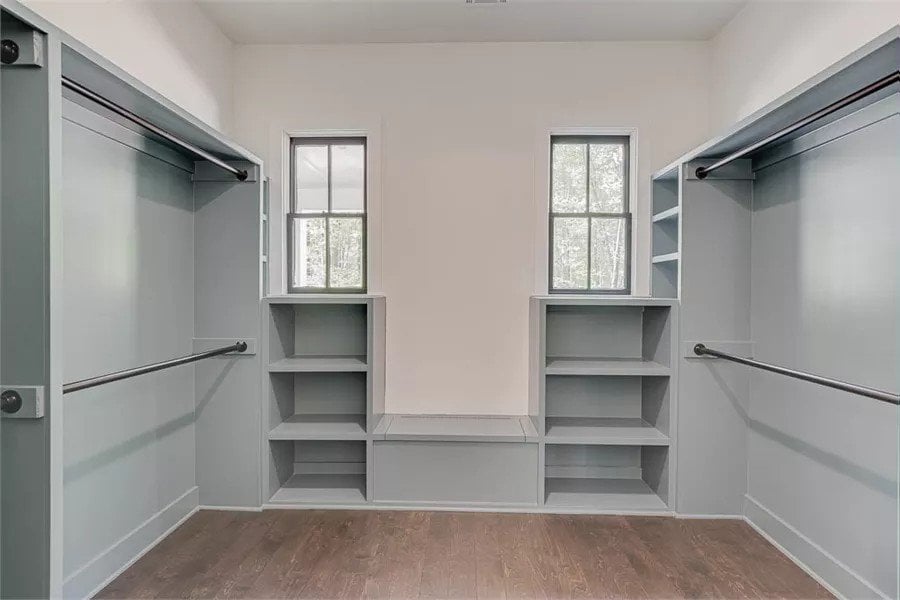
[23, 0, 235, 132]
[709, 0, 900, 130]
[233, 42, 710, 415]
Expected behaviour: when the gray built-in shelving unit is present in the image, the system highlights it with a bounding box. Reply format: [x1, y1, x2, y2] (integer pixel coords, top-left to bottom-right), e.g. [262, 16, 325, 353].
[263, 296, 385, 506]
[532, 297, 677, 512]
[261, 295, 676, 513]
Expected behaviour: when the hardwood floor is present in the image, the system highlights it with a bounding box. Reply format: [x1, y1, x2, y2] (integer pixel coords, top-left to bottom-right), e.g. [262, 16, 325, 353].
[96, 510, 832, 599]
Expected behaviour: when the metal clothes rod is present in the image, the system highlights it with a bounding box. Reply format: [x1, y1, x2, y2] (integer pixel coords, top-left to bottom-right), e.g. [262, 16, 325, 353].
[61, 76, 248, 181]
[63, 341, 247, 394]
[693, 343, 899, 406]
[695, 70, 900, 179]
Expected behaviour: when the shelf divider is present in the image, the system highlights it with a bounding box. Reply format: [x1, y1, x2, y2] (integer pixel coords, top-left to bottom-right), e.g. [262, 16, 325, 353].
[651, 252, 680, 264]
[652, 206, 680, 222]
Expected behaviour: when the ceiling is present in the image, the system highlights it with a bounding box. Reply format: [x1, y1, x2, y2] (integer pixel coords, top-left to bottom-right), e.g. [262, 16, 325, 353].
[196, 0, 747, 45]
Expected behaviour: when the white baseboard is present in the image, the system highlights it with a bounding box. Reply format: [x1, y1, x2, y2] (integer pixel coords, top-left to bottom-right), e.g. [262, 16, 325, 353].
[64, 486, 200, 600]
[262, 502, 674, 516]
[676, 513, 743, 520]
[199, 504, 263, 512]
[743, 495, 888, 600]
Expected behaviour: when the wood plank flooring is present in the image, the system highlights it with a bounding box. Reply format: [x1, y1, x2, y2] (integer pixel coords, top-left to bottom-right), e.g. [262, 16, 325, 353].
[96, 510, 832, 599]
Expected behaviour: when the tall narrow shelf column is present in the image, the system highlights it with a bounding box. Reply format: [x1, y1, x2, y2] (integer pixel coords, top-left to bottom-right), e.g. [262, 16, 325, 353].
[262, 295, 385, 506]
[531, 297, 678, 513]
[651, 165, 681, 298]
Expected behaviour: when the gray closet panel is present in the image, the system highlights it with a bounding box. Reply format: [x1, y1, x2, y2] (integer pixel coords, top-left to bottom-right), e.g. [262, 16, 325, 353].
[60, 104, 196, 587]
[1, 17, 52, 598]
[748, 99, 898, 598]
[677, 165, 752, 515]
[194, 172, 261, 508]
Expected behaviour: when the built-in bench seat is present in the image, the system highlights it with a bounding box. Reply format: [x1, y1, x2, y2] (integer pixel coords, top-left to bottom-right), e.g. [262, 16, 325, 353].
[373, 413, 539, 442]
[372, 414, 540, 506]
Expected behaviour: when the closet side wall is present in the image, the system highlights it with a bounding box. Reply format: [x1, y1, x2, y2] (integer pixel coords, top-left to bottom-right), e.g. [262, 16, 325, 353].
[193, 171, 262, 509]
[677, 165, 752, 516]
[747, 97, 899, 598]
[61, 100, 198, 598]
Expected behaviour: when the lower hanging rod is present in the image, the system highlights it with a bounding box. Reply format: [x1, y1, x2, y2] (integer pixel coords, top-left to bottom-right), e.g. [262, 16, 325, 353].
[61, 76, 248, 181]
[693, 344, 899, 406]
[64, 341, 248, 394]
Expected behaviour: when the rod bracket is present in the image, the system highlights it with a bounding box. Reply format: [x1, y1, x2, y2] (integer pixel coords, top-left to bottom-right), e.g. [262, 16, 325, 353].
[693, 343, 708, 356]
[0, 386, 44, 418]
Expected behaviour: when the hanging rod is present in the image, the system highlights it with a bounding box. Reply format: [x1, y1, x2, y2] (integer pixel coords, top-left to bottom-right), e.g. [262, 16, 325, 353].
[693, 343, 899, 405]
[63, 341, 247, 394]
[61, 76, 248, 181]
[696, 70, 900, 179]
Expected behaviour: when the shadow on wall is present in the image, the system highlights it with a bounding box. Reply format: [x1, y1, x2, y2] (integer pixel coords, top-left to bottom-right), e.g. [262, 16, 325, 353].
[144, 1, 233, 131]
[64, 359, 239, 485]
[25, 0, 233, 131]
[705, 364, 897, 499]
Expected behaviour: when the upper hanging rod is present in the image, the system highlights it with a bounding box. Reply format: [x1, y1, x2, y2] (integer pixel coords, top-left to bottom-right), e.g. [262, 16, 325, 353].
[693, 343, 899, 406]
[63, 341, 247, 394]
[61, 76, 248, 181]
[695, 70, 900, 179]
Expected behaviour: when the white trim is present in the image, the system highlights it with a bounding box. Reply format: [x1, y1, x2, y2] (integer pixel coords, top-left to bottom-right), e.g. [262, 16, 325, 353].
[199, 504, 264, 512]
[263, 502, 674, 516]
[743, 495, 888, 600]
[532, 126, 640, 295]
[47, 32, 66, 599]
[63, 487, 200, 600]
[269, 122, 384, 295]
[675, 513, 743, 520]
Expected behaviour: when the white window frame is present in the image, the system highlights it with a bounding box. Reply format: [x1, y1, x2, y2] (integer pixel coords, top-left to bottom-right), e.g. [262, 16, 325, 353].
[534, 126, 638, 295]
[270, 125, 382, 296]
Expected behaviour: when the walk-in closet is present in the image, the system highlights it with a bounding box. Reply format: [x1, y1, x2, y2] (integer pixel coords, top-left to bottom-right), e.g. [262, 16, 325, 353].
[1, 1, 897, 598]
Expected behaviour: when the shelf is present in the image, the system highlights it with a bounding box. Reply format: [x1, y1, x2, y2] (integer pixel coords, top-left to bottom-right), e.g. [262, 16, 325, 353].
[651, 252, 680, 264]
[545, 358, 670, 376]
[652, 207, 680, 222]
[545, 417, 669, 445]
[268, 356, 367, 372]
[544, 477, 668, 511]
[269, 474, 366, 505]
[269, 414, 366, 440]
[377, 414, 532, 442]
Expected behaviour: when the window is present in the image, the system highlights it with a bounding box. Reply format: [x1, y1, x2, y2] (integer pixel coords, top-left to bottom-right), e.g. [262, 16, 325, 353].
[289, 137, 366, 292]
[549, 135, 630, 293]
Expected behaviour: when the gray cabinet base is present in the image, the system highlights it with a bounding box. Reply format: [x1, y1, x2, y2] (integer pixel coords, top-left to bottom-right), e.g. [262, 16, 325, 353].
[373, 441, 539, 506]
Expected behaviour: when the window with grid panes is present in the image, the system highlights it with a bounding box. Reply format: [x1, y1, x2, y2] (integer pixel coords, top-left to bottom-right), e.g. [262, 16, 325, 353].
[289, 138, 366, 292]
[549, 136, 630, 293]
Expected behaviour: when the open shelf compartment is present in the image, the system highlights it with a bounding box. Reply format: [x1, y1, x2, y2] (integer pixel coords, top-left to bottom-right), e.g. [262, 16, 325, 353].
[544, 375, 670, 444]
[544, 444, 669, 511]
[268, 372, 367, 440]
[544, 303, 673, 375]
[268, 302, 368, 371]
[268, 440, 367, 505]
[652, 261, 678, 299]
